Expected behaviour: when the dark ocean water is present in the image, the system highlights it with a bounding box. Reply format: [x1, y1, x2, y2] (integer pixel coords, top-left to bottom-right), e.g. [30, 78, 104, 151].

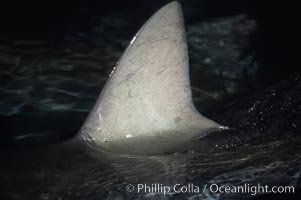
[0, 0, 300, 199]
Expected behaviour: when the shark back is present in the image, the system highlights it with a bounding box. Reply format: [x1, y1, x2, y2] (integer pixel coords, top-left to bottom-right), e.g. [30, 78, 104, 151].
[79, 1, 222, 154]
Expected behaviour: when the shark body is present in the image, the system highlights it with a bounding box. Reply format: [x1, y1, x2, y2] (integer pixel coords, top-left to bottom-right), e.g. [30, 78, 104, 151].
[79, 1, 224, 154]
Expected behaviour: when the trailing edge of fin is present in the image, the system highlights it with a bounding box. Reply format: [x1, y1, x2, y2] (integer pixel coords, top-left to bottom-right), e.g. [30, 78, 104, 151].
[79, 1, 224, 154]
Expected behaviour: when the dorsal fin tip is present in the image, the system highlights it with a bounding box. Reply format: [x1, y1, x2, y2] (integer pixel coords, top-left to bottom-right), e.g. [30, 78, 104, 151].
[79, 1, 222, 154]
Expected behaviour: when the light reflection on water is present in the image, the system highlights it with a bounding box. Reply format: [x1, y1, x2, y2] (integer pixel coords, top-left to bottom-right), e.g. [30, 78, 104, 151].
[1, 132, 299, 199]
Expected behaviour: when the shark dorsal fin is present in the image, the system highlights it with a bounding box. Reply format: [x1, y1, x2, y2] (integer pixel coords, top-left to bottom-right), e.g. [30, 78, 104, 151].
[79, 1, 222, 154]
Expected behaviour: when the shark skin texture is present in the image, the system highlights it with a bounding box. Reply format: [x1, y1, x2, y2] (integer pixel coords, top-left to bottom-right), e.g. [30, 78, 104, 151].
[79, 1, 225, 155]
